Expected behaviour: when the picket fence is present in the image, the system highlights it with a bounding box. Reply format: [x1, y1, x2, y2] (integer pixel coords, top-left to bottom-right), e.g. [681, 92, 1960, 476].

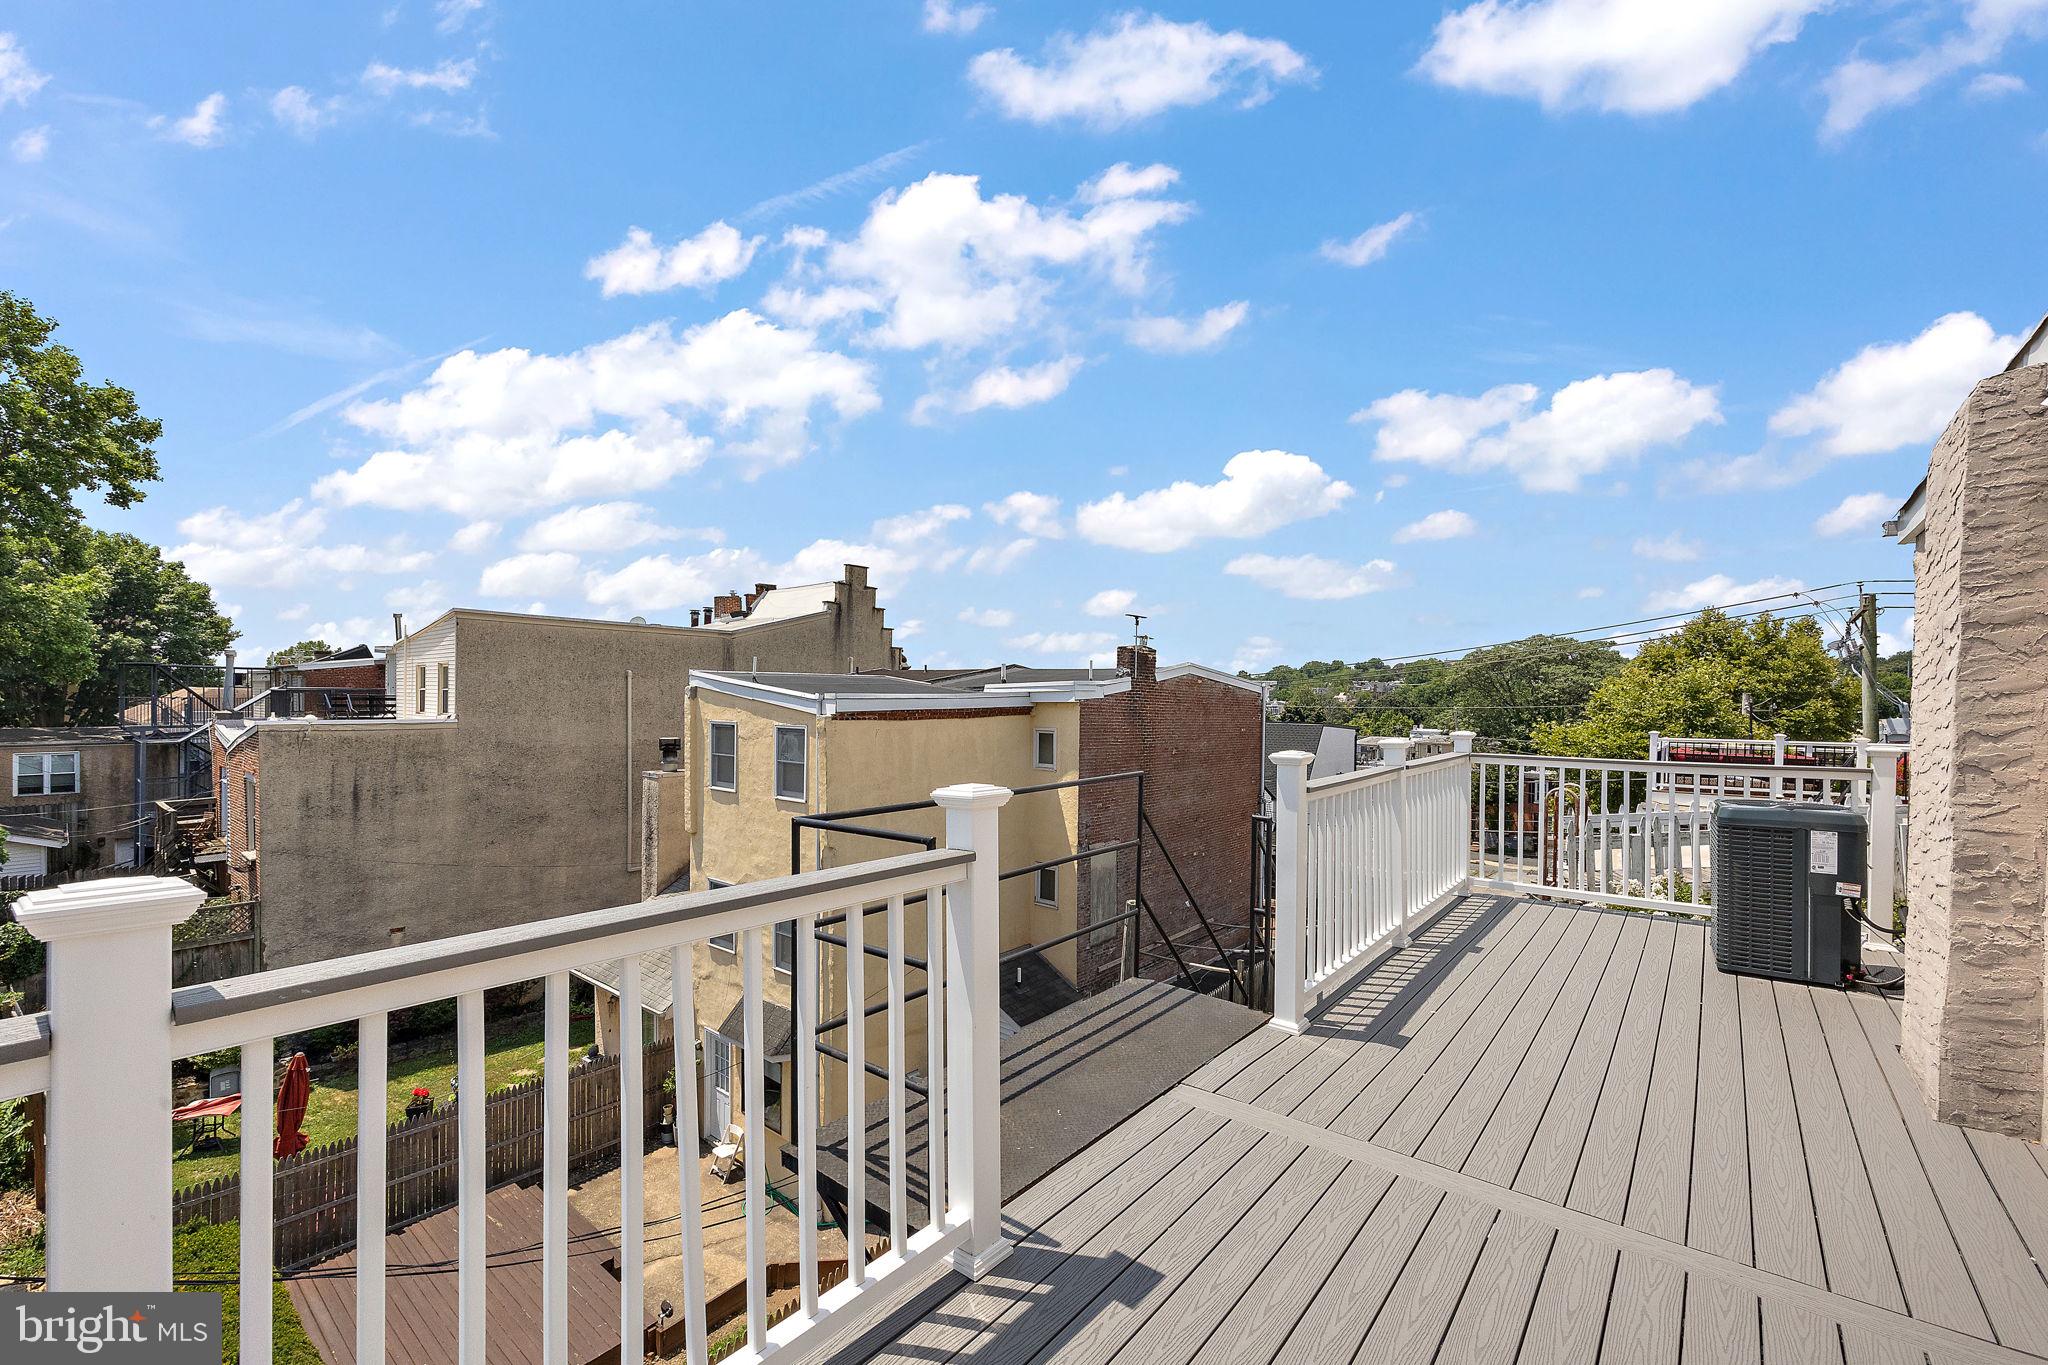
[171, 1037, 673, 1269]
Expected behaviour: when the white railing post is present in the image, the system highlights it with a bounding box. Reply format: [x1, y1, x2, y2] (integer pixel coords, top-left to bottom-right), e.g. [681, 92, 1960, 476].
[1380, 739, 1414, 945]
[1865, 743, 1904, 930]
[1647, 730, 1662, 763]
[934, 781, 1013, 1281]
[1268, 752, 1313, 1035]
[1451, 733, 1477, 889]
[15, 876, 203, 1291]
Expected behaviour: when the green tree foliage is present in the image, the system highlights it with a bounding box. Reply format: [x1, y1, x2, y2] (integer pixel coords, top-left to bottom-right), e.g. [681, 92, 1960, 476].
[267, 639, 335, 667]
[1532, 610, 1858, 758]
[0, 294, 234, 724]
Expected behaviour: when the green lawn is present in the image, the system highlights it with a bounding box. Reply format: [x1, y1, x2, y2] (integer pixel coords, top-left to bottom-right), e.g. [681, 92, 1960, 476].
[173, 1010, 595, 1191]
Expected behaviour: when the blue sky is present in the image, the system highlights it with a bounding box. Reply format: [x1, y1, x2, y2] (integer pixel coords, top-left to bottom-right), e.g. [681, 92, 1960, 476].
[4, 2, 2043, 671]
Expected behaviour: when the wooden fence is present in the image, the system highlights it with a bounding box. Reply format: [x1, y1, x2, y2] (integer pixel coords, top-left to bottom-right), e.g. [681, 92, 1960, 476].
[172, 1038, 674, 1269]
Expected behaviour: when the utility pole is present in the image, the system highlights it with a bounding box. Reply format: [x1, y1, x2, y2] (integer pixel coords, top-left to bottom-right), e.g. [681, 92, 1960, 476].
[1858, 584, 1880, 741]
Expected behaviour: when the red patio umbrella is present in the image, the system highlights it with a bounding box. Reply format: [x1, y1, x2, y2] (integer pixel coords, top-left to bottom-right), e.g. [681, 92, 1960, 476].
[273, 1052, 311, 1159]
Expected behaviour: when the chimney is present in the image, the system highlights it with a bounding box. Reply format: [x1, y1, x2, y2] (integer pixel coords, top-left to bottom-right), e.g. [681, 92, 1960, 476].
[689, 609, 701, 627]
[391, 612, 406, 641]
[222, 648, 238, 710]
[714, 592, 744, 620]
[1116, 642, 1156, 684]
[745, 581, 776, 611]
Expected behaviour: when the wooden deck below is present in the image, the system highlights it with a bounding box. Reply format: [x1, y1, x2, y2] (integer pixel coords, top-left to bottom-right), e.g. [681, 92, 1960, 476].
[818, 895, 2048, 1365]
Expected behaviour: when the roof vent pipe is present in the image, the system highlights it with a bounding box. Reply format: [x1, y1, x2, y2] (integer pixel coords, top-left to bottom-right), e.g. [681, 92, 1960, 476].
[1000, 663, 1009, 683]
[391, 612, 406, 641]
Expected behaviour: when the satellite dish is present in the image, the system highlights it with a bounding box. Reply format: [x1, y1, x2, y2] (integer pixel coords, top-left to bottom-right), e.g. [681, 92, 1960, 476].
[630, 615, 648, 625]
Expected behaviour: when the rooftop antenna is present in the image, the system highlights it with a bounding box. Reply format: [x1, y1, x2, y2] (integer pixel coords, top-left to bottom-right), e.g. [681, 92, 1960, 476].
[1125, 612, 1147, 648]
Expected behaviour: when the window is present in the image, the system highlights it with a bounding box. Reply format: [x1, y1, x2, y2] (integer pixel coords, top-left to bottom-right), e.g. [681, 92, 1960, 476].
[708, 722, 737, 792]
[437, 663, 451, 714]
[1033, 728, 1056, 770]
[707, 877, 735, 951]
[12, 752, 79, 797]
[415, 665, 427, 715]
[242, 772, 256, 845]
[1035, 866, 1058, 906]
[773, 920, 795, 975]
[774, 725, 807, 801]
[762, 1058, 787, 1133]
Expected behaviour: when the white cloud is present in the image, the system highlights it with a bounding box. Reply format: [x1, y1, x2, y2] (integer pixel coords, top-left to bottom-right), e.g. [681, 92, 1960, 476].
[1814, 491, 1896, 538]
[1393, 509, 1477, 543]
[278, 603, 311, 622]
[580, 547, 768, 612]
[435, 0, 486, 34]
[1083, 588, 1136, 617]
[449, 520, 499, 553]
[171, 500, 431, 587]
[931, 356, 1083, 418]
[1643, 573, 1805, 615]
[959, 606, 1016, 628]
[480, 551, 580, 598]
[1968, 70, 2029, 98]
[519, 502, 684, 553]
[1081, 161, 1180, 202]
[385, 579, 451, 623]
[270, 86, 343, 137]
[965, 536, 1038, 574]
[1007, 629, 1120, 655]
[895, 618, 927, 639]
[1418, 0, 1823, 115]
[1878, 611, 1915, 656]
[1126, 301, 1248, 354]
[152, 92, 228, 148]
[1632, 532, 1702, 562]
[968, 12, 1313, 127]
[1357, 369, 1720, 493]
[782, 166, 1191, 351]
[316, 311, 879, 516]
[0, 34, 48, 109]
[1821, 1, 2048, 138]
[1769, 312, 2019, 457]
[1577, 585, 1606, 599]
[1224, 552, 1399, 600]
[585, 222, 763, 297]
[1075, 450, 1353, 553]
[170, 297, 395, 362]
[1230, 634, 1284, 673]
[984, 491, 1065, 538]
[303, 617, 378, 646]
[9, 124, 47, 162]
[923, 0, 991, 35]
[1319, 212, 1418, 268]
[362, 58, 476, 95]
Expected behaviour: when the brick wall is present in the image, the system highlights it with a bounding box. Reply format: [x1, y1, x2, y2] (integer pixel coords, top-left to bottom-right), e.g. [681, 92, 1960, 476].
[214, 730, 262, 900]
[1075, 647, 1262, 992]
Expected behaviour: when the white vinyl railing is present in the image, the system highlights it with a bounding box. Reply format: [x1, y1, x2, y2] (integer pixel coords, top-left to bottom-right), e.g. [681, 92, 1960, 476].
[1268, 740, 1906, 1032]
[1, 780, 1018, 1365]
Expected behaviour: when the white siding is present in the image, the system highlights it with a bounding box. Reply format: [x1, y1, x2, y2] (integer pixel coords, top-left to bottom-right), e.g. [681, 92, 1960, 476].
[0, 841, 48, 875]
[394, 617, 458, 718]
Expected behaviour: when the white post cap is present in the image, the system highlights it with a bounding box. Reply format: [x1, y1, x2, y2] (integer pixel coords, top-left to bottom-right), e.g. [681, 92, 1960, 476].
[1269, 750, 1315, 768]
[1450, 731, 1477, 752]
[14, 876, 205, 944]
[932, 782, 1013, 811]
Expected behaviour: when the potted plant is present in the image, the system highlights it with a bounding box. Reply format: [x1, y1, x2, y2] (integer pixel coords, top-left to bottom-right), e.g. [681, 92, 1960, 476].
[404, 1086, 432, 1121]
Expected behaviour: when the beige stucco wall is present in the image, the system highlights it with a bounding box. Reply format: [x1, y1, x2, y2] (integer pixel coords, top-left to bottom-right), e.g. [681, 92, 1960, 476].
[252, 574, 899, 969]
[1901, 361, 2048, 1138]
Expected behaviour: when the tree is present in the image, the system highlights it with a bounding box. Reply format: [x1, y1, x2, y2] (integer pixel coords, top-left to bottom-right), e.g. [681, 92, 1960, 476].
[1432, 635, 1622, 751]
[267, 639, 335, 667]
[0, 294, 234, 724]
[1533, 610, 1858, 758]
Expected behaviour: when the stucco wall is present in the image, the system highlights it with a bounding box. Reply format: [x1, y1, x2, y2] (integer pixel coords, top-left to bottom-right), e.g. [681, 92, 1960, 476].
[253, 575, 897, 969]
[1902, 361, 2048, 1137]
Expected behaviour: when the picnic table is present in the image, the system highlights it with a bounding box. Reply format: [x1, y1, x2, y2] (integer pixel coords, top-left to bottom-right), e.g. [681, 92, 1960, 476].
[172, 1093, 241, 1149]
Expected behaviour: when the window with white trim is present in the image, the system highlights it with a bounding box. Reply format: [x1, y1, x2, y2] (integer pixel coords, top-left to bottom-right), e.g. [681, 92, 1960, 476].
[242, 772, 256, 845]
[12, 751, 79, 797]
[1033, 728, 1056, 770]
[437, 662, 451, 714]
[1035, 866, 1058, 906]
[415, 665, 427, 715]
[774, 725, 806, 801]
[706, 877, 735, 951]
[708, 722, 737, 792]
[773, 920, 795, 976]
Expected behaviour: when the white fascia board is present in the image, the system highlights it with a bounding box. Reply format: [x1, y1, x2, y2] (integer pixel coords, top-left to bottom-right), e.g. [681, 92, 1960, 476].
[823, 692, 1032, 716]
[1158, 662, 1268, 696]
[1887, 481, 1928, 545]
[689, 672, 827, 716]
[974, 679, 1132, 702]
[1, 830, 67, 849]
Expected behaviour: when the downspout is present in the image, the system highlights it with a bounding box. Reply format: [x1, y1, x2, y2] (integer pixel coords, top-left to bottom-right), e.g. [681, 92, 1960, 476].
[625, 669, 639, 873]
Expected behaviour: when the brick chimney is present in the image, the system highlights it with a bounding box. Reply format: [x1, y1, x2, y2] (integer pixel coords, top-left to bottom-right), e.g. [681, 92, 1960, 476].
[713, 592, 743, 620]
[1116, 643, 1156, 684]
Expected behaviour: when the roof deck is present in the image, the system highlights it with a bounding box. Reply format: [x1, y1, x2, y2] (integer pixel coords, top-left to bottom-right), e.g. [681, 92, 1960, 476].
[829, 894, 2048, 1365]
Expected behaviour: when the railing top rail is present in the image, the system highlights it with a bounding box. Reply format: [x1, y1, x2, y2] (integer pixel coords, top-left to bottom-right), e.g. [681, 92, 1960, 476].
[1478, 754, 1875, 781]
[0, 1011, 50, 1067]
[1305, 762, 1405, 796]
[168, 847, 972, 1048]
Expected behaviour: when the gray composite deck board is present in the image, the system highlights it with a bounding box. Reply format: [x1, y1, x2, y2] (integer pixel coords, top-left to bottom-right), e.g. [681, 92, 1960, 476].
[829, 897, 2048, 1365]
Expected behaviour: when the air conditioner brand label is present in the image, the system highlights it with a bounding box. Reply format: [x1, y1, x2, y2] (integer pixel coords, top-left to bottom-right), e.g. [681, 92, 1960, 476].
[1809, 829, 1838, 876]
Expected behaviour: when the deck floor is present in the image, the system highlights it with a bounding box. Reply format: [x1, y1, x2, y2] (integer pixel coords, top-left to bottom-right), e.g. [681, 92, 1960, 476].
[820, 895, 2048, 1365]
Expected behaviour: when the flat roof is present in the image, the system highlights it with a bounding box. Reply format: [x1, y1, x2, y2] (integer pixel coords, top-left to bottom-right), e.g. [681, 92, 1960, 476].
[0, 726, 130, 747]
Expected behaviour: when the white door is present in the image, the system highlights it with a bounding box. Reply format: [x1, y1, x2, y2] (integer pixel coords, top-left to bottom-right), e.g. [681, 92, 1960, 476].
[704, 1029, 733, 1139]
